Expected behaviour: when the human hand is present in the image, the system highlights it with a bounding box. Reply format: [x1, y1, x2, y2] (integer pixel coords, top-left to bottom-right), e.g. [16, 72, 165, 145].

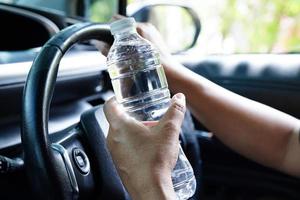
[104, 93, 186, 200]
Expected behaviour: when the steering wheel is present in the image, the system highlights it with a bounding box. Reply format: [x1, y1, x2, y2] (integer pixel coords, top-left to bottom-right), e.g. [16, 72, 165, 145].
[21, 23, 128, 200]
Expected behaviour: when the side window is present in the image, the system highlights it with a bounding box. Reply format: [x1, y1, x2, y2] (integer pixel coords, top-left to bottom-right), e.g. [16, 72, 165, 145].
[128, 0, 300, 55]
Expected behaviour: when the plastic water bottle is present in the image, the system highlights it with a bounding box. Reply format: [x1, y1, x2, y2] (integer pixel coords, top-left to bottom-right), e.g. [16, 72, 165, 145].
[107, 17, 196, 200]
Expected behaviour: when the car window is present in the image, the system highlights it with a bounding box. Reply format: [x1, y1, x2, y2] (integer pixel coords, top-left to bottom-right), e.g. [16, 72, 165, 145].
[128, 0, 300, 55]
[0, 0, 118, 22]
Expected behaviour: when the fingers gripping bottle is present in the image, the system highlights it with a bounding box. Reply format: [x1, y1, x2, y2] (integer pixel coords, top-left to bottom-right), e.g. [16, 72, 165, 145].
[107, 17, 196, 200]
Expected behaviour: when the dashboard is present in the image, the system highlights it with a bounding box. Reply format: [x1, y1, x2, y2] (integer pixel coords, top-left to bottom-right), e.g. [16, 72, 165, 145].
[0, 3, 111, 158]
[0, 4, 59, 51]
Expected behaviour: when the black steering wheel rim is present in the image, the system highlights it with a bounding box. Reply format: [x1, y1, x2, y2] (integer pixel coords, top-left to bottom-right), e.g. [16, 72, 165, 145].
[21, 23, 122, 200]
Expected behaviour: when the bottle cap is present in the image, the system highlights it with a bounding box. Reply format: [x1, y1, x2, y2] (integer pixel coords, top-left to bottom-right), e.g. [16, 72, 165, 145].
[110, 17, 136, 35]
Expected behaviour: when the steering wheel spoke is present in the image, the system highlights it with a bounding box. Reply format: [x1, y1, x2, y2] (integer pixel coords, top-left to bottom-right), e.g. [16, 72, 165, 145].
[50, 124, 95, 199]
[51, 143, 79, 199]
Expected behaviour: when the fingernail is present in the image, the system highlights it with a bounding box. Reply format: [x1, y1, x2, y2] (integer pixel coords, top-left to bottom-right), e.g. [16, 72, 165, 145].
[172, 93, 185, 105]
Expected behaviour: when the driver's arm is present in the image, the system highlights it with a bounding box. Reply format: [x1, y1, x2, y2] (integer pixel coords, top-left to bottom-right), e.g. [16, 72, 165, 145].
[136, 23, 300, 177]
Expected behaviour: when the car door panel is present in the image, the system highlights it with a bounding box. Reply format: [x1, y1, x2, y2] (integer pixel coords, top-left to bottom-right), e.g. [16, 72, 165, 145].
[176, 54, 300, 199]
[178, 54, 300, 118]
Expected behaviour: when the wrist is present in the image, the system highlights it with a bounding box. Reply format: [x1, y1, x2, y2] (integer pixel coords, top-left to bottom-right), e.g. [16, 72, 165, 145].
[128, 169, 176, 200]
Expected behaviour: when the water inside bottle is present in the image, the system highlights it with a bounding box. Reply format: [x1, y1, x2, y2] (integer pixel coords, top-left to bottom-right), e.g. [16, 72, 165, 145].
[109, 64, 170, 121]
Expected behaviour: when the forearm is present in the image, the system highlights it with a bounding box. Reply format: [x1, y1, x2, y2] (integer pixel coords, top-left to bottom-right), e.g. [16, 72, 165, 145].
[164, 61, 300, 174]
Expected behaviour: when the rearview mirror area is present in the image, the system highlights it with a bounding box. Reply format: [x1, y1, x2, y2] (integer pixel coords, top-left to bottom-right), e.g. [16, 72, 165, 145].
[129, 3, 201, 54]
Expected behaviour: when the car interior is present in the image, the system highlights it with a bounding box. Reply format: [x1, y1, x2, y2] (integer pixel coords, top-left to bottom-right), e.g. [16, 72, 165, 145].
[0, 0, 300, 199]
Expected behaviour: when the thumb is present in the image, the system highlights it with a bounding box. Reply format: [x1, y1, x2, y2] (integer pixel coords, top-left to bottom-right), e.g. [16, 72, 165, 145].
[157, 93, 186, 136]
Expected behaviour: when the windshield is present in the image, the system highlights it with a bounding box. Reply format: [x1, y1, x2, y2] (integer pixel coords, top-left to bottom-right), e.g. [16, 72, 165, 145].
[0, 0, 118, 22]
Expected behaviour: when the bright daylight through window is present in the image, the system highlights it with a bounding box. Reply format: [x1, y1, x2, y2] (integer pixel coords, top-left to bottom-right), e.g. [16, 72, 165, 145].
[129, 0, 300, 54]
